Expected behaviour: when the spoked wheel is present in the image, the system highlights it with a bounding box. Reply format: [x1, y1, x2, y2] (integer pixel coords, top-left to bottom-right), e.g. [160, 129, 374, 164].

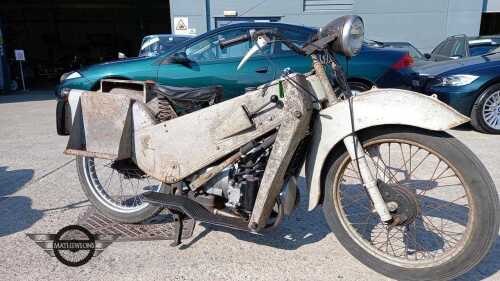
[323, 127, 499, 281]
[76, 156, 164, 223]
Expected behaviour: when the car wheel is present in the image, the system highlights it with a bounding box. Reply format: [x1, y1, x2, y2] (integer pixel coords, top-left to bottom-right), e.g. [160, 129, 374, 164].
[349, 81, 371, 96]
[471, 83, 500, 134]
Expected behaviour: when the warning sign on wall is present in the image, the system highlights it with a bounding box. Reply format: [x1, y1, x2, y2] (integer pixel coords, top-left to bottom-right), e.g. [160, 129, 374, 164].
[174, 17, 189, 35]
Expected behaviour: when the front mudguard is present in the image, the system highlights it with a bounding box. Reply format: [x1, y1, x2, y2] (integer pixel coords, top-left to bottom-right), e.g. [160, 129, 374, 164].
[305, 88, 470, 211]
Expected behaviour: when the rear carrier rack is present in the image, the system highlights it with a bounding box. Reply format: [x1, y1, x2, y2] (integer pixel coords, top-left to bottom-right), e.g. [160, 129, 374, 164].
[63, 79, 157, 160]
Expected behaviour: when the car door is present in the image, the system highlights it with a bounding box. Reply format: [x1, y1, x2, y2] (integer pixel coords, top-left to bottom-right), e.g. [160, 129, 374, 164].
[156, 27, 275, 100]
[269, 26, 348, 78]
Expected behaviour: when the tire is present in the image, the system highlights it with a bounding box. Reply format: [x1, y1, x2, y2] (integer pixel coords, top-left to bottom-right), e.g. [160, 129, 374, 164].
[348, 81, 371, 96]
[471, 83, 500, 134]
[322, 126, 499, 281]
[76, 156, 164, 223]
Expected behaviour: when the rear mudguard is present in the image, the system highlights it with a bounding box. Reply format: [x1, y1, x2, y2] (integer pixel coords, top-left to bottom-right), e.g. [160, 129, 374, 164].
[305, 88, 470, 211]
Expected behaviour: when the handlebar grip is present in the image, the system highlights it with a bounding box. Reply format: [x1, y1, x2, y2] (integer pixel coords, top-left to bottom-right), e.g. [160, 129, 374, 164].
[219, 34, 251, 49]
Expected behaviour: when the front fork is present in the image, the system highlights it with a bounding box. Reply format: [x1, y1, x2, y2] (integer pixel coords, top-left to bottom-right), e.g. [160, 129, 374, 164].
[343, 135, 392, 222]
[311, 54, 392, 222]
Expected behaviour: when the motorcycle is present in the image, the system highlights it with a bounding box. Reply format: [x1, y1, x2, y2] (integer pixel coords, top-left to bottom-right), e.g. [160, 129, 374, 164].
[57, 16, 499, 280]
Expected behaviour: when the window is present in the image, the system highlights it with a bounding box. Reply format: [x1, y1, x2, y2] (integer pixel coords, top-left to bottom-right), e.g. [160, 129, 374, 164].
[470, 45, 498, 56]
[276, 28, 314, 55]
[437, 37, 466, 58]
[451, 39, 466, 57]
[437, 39, 456, 57]
[185, 29, 250, 62]
[431, 40, 447, 55]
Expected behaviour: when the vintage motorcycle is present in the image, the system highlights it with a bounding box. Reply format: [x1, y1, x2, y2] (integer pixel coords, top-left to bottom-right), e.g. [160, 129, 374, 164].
[56, 16, 499, 280]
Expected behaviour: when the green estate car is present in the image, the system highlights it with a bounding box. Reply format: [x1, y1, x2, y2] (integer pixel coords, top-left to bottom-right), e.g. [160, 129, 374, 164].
[56, 22, 412, 99]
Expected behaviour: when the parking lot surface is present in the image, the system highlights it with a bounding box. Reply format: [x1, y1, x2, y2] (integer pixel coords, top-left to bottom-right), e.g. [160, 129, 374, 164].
[1, 91, 499, 281]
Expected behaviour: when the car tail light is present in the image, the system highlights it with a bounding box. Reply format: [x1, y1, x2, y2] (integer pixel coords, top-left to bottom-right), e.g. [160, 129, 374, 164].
[391, 54, 414, 70]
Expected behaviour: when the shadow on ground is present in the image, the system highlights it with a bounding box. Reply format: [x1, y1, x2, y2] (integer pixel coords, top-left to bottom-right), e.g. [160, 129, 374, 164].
[0, 90, 55, 104]
[181, 177, 329, 251]
[456, 238, 500, 280]
[0, 165, 88, 237]
[0, 165, 42, 237]
[180, 176, 500, 280]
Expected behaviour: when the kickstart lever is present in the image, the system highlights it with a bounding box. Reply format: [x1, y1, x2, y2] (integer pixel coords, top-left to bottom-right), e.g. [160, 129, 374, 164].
[242, 95, 279, 119]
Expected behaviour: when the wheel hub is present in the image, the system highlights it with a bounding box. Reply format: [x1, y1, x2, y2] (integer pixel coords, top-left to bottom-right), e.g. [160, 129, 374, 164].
[110, 159, 145, 179]
[483, 91, 500, 129]
[377, 180, 419, 226]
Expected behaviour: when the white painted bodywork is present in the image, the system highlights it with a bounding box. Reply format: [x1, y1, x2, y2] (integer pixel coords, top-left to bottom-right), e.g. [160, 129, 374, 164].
[305, 88, 470, 211]
[67, 89, 84, 122]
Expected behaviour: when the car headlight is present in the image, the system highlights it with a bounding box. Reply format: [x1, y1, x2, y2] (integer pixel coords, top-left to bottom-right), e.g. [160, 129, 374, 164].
[60, 71, 82, 82]
[436, 74, 479, 87]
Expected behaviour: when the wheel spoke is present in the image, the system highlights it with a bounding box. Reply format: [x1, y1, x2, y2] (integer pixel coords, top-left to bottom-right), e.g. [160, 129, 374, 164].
[336, 138, 471, 266]
[83, 157, 161, 212]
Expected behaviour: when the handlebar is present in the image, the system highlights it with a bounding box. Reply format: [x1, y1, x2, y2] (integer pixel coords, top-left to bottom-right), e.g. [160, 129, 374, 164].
[219, 29, 307, 56]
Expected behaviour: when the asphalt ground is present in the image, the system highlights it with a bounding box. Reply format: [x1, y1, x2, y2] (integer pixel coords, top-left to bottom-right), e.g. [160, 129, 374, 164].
[0, 91, 499, 281]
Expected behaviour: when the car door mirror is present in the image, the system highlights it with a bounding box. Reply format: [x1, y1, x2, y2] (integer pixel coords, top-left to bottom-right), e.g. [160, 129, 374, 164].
[424, 53, 432, 59]
[166, 52, 191, 66]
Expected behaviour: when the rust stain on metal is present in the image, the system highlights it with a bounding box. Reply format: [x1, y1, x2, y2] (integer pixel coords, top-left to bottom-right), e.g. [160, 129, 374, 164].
[249, 75, 313, 230]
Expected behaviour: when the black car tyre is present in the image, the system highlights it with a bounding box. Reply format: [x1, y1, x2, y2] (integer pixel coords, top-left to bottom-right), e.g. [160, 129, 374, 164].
[323, 126, 499, 281]
[76, 156, 164, 223]
[349, 81, 371, 96]
[471, 83, 500, 134]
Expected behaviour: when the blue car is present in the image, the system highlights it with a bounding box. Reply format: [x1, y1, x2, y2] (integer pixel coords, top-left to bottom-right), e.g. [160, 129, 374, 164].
[406, 48, 500, 134]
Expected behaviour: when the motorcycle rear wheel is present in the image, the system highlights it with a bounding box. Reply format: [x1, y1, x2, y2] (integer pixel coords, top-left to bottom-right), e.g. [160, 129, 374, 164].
[322, 126, 499, 281]
[76, 156, 164, 223]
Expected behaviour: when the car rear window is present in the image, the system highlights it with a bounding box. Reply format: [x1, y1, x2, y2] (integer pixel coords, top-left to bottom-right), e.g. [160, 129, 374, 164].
[470, 45, 499, 56]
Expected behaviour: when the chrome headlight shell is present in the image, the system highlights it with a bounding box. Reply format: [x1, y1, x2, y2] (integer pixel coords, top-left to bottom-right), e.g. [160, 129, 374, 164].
[436, 74, 479, 87]
[343, 16, 365, 57]
[60, 71, 82, 82]
[319, 15, 365, 57]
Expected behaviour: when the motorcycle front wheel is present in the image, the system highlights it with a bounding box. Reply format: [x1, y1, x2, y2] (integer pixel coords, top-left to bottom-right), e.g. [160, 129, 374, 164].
[323, 126, 499, 281]
[76, 156, 164, 223]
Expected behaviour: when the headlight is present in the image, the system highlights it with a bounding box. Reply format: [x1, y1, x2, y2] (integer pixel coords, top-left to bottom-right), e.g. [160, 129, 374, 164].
[435, 74, 479, 87]
[60, 71, 82, 82]
[344, 16, 364, 57]
[318, 15, 365, 57]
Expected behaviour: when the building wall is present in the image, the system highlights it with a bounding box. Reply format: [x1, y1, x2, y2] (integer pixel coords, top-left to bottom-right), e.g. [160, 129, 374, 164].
[484, 0, 500, 12]
[171, 0, 484, 53]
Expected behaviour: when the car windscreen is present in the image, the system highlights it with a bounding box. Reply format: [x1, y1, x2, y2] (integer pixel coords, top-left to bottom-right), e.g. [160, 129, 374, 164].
[139, 36, 190, 57]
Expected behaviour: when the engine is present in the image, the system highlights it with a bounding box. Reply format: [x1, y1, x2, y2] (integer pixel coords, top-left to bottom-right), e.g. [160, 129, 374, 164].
[204, 138, 272, 215]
